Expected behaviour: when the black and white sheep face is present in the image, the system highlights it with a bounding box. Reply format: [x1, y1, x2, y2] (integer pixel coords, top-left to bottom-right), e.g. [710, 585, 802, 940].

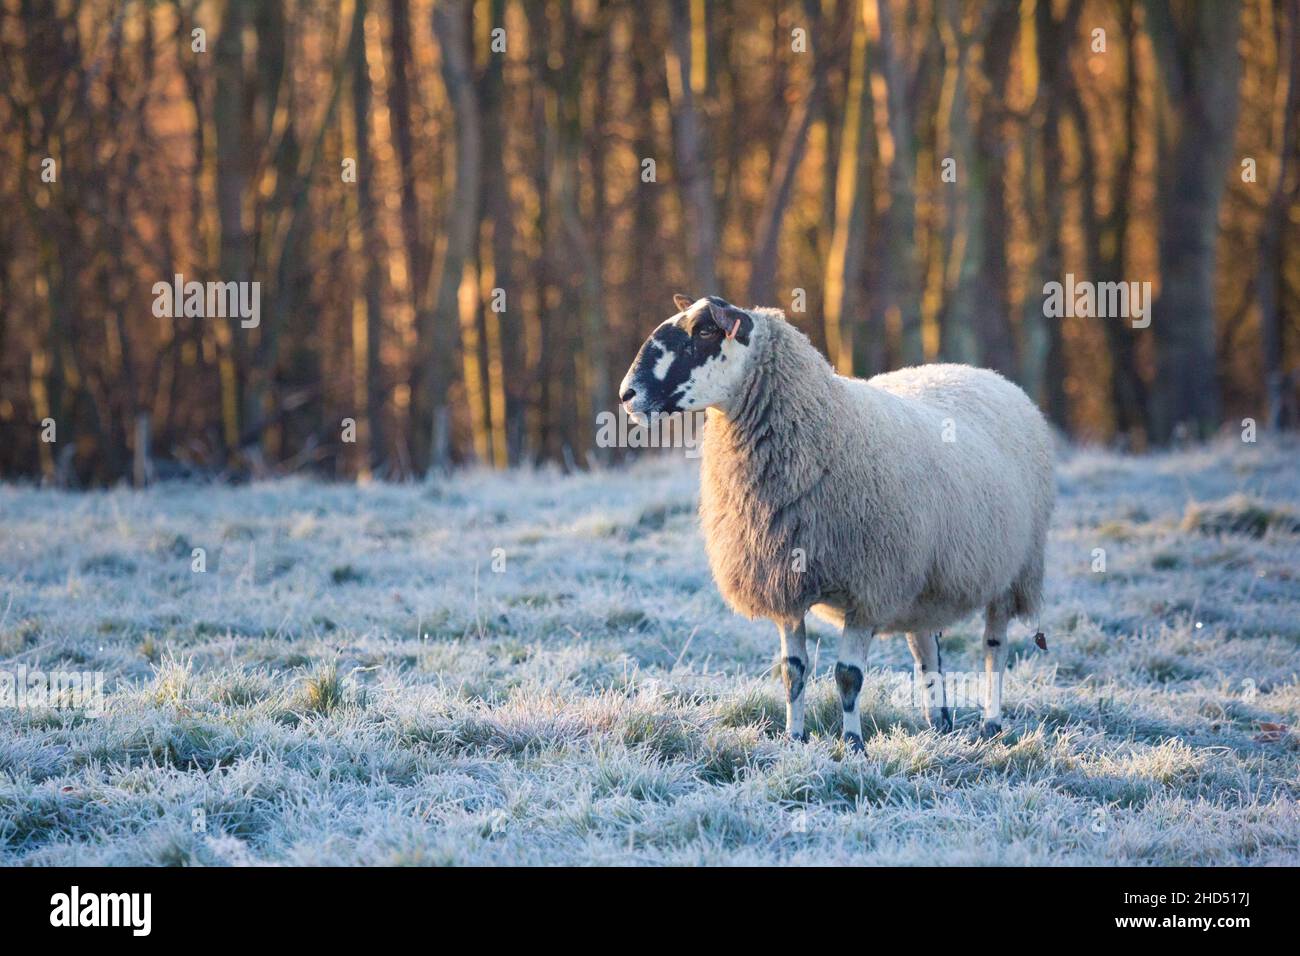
[618, 295, 754, 424]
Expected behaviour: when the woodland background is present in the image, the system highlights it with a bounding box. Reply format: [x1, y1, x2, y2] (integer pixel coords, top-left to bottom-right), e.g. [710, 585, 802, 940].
[0, 0, 1297, 484]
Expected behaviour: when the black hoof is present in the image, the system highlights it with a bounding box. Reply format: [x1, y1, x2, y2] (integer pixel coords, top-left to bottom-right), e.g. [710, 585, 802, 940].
[937, 707, 954, 733]
[979, 720, 1003, 740]
[843, 731, 864, 753]
[789, 731, 808, 743]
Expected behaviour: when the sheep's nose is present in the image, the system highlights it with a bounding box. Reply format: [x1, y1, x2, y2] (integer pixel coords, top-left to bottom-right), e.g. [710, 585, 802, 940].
[620, 386, 636, 403]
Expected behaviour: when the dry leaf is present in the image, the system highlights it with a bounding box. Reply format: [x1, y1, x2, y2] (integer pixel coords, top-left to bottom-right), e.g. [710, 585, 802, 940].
[1254, 722, 1290, 743]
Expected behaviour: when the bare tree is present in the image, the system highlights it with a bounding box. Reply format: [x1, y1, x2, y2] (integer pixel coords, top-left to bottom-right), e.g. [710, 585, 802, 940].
[933, 0, 980, 366]
[1144, 0, 1242, 440]
[1260, 0, 1300, 430]
[971, 0, 1019, 378]
[1071, 0, 1149, 443]
[873, 0, 924, 366]
[425, 0, 481, 473]
[823, 6, 873, 373]
[667, 0, 718, 293]
[1024, 0, 1083, 428]
[349, 0, 387, 473]
[479, 0, 523, 465]
[748, 0, 829, 306]
[214, 0, 251, 455]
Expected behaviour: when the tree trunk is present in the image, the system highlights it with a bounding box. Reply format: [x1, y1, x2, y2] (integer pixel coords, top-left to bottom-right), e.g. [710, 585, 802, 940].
[480, 0, 520, 465]
[1074, 0, 1148, 444]
[748, 0, 826, 306]
[971, 0, 1019, 378]
[667, 0, 718, 294]
[872, 0, 924, 365]
[1027, 0, 1082, 429]
[1260, 0, 1299, 431]
[214, 0, 250, 457]
[349, 0, 386, 474]
[387, 0, 432, 475]
[934, 0, 980, 365]
[1144, 0, 1241, 441]
[427, 0, 482, 473]
[822, 10, 872, 374]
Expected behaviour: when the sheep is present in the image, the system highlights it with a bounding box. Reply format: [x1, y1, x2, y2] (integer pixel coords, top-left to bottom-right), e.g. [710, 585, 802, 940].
[618, 295, 1055, 748]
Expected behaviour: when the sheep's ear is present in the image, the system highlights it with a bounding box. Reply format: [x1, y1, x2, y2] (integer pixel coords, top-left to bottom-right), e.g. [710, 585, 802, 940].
[672, 294, 693, 313]
[707, 300, 752, 342]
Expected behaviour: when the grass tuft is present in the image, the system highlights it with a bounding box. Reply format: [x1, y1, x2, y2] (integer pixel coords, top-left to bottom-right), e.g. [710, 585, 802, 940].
[1181, 494, 1300, 539]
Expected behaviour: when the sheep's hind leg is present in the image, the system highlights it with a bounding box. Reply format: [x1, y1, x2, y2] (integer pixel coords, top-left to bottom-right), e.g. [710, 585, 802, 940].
[835, 621, 873, 753]
[980, 602, 1011, 739]
[905, 632, 953, 732]
[777, 618, 808, 742]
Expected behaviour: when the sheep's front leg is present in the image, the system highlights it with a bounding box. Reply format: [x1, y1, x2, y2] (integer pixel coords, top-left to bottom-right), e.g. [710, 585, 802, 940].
[981, 607, 1010, 738]
[905, 632, 953, 732]
[836, 623, 872, 753]
[777, 617, 808, 741]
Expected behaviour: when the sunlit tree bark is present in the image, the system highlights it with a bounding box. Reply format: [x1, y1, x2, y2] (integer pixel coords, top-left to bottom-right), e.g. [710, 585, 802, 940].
[749, 0, 827, 306]
[823, 7, 872, 374]
[426, 0, 481, 472]
[667, 0, 718, 294]
[872, 0, 924, 366]
[349, 0, 387, 474]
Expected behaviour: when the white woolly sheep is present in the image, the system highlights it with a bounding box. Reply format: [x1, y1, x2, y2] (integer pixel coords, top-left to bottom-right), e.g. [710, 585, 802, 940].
[618, 295, 1055, 748]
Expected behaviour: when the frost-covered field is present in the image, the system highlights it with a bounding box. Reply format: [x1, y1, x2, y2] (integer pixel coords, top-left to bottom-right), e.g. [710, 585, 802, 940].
[1, 439, 1298, 865]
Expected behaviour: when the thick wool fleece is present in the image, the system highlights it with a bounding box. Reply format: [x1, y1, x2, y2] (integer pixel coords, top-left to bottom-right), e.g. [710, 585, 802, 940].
[699, 309, 1054, 633]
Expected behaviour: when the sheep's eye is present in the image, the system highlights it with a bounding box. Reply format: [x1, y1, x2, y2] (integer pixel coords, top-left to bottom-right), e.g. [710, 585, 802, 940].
[698, 323, 721, 339]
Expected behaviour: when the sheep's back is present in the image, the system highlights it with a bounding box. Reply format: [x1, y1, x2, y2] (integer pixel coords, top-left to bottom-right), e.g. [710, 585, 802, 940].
[863, 363, 1051, 459]
[841, 363, 1054, 628]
